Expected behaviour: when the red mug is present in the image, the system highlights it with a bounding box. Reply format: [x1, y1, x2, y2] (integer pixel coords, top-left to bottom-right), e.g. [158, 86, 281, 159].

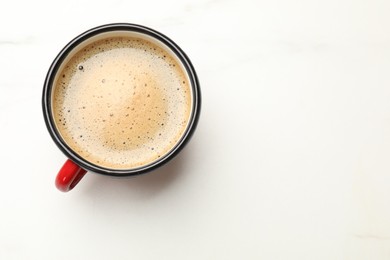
[42, 23, 201, 192]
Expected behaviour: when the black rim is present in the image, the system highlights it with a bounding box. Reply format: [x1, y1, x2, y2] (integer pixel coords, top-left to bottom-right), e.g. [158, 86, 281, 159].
[42, 23, 201, 176]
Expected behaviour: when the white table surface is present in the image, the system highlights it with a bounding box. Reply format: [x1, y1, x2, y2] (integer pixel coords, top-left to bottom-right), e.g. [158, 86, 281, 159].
[2, 0, 390, 259]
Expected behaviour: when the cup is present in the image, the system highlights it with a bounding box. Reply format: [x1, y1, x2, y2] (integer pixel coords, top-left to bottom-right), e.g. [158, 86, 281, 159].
[42, 23, 201, 192]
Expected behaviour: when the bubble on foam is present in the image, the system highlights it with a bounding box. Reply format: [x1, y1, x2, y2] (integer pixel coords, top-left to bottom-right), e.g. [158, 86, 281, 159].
[52, 36, 192, 169]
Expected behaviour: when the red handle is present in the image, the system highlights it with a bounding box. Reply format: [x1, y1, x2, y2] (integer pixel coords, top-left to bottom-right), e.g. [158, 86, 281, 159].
[55, 159, 87, 192]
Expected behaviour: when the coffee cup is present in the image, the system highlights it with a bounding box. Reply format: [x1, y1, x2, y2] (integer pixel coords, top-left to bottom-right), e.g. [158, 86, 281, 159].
[42, 23, 201, 192]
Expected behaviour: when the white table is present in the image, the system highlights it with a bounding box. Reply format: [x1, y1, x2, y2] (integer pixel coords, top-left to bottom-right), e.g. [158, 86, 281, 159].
[1, 0, 390, 259]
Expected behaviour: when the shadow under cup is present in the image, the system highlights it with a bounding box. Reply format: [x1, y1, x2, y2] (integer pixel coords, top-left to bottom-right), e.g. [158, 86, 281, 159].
[42, 23, 201, 192]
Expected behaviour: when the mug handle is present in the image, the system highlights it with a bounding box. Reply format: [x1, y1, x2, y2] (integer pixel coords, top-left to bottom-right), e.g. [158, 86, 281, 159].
[55, 159, 87, 192]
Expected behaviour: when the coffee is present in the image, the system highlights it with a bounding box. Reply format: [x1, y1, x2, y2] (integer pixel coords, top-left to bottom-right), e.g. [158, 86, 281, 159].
[52, 35, 192, 169]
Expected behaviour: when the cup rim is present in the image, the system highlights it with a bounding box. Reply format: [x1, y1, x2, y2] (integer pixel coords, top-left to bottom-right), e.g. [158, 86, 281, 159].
[42, 23, 201, 177]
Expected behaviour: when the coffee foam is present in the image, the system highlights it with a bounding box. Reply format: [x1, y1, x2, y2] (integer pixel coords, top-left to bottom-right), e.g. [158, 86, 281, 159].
[52, 36, 192, 169]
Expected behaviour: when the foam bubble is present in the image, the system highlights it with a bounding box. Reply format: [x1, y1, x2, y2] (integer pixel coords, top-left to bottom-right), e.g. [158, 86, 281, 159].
[53, 36, 192, 169]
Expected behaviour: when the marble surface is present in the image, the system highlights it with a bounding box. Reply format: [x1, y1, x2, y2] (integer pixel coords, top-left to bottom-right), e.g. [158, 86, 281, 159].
[1, 0, 390, 259]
